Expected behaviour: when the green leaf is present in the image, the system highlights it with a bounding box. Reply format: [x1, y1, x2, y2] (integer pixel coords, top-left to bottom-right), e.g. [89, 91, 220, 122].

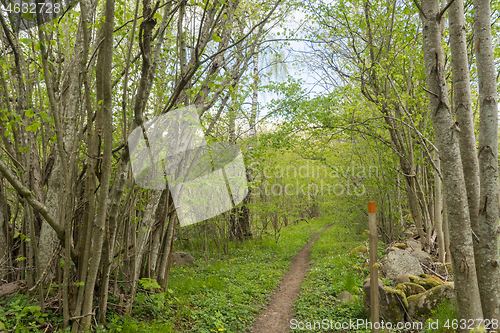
[19, 38, 32, 45]
[212, 34, 221, 43]
[39, 111, 49, 121]
[25, 109, 34, 118]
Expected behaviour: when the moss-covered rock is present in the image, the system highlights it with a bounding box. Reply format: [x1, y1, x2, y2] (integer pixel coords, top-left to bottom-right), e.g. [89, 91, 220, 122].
[350, 245, 368, 256]
[415, 274, 445, 290]
[363, 277, 408, 323]
[408, 275, 420, 283]
[407, 283, 455, 320]
[381, 286, 408, 322]
[395, 282, 426, 297]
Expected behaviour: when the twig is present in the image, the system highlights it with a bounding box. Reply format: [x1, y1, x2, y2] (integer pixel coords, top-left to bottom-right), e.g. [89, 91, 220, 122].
[439, 0, 456, 19]
[70, 312, 93, 321]
[1, 146, 25, 172]
[420, 262, 446, 280]
[412, 0, 427, 19]
[423, 87, 439, 98]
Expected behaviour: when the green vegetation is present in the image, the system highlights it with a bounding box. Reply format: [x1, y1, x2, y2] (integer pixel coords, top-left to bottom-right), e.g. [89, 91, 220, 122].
[0, 219, 331, 333]
[116, 218, 331, 332]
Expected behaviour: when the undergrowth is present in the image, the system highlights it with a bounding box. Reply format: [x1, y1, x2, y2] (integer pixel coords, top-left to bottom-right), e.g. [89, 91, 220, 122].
[108, 218, 332, 333]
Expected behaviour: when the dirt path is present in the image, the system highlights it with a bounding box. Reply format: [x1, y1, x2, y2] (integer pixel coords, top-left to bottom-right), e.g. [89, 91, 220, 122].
[250, 225, 332, 333]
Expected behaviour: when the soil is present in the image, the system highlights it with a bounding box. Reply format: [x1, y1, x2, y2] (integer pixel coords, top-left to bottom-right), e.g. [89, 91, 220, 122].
[250, 225, 332, 333]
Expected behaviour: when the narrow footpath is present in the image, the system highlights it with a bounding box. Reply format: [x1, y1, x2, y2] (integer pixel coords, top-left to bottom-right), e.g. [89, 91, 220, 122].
[250, 225, 333, 333]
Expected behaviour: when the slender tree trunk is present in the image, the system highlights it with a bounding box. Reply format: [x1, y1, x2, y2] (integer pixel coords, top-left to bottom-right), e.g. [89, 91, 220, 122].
[474, 0, 500, 320]
[0, 175, 8, 282]
[442, 181, 451, 263]
[448, 0, 483, 269]
[420, 0, 483, 323]
[80, 0, 116, 327]
[434, 152, 445, 263]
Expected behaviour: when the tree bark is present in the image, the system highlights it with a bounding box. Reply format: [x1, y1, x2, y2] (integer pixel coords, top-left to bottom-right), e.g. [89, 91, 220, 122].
[474, 0, 500, 320]
[434, 152, 445, 263]
[420, 0, 483, 323]
[448, 0, 482, 269]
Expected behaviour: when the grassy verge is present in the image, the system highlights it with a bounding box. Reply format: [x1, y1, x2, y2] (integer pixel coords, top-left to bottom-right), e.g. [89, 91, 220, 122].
[292, 222, 369, 332]
[108, 218, 332, 333]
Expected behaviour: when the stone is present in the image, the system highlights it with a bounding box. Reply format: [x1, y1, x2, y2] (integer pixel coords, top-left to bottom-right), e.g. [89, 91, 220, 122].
[405, 239, 422, 252]
[395, 282, 426, 297]
[394, 273, 411, 285]
[363, 278, 407, 323]
[407, 283, 455, 320]
[336, 291, 354, 303]
[410, 251, 433, 266]
[171, 252, 195, 266]
[380, 257, 388, 277]
[350, 245, 368, 256]
[386, 249, 424, 280]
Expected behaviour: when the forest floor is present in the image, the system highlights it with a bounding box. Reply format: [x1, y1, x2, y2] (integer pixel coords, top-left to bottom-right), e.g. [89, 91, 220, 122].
[250, 225, 332, 333]
[0, 218, 370, 333]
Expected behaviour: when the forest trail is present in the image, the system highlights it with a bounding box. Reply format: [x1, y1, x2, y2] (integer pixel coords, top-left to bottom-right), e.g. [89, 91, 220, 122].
[250, 224, 332, 333]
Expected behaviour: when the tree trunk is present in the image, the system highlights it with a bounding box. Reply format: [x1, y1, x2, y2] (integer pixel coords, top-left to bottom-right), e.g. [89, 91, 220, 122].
[474, 0, 500, 320]
[448, 0, 483, 269]
[420, 0, 483, 323]
[434, 152, 445, 263]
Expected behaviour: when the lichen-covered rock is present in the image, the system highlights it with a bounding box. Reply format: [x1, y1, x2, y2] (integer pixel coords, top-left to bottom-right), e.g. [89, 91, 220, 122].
[407, 283, 455, 320]
[395, 282, 426, 297]
[394, 273, 411, 285]
[410, 251, 433, 266]
[386, 249, 424, 280]
[363, 278, 407, 323]
[405, 239, 422, 252]
[350, 245, 368, 256]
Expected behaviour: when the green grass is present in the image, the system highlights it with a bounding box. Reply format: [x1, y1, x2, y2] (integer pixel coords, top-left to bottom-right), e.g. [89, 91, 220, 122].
[118, 218, 332, 333]
[293, 223, 369, 332]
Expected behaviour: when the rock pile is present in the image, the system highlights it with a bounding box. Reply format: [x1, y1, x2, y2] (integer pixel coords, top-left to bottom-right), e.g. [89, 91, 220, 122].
[361, 238, 455, 322]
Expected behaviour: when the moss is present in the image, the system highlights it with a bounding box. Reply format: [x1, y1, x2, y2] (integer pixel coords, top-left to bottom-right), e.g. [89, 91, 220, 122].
[408, 275, 420, 283]
[383, 285, 409, 309]
[415, 274, 444, 290]
[395, 282, 426, 297]
[407, 284, 455, 320]
[350, 245, 368, 256]
[393, 243, 407, 249]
